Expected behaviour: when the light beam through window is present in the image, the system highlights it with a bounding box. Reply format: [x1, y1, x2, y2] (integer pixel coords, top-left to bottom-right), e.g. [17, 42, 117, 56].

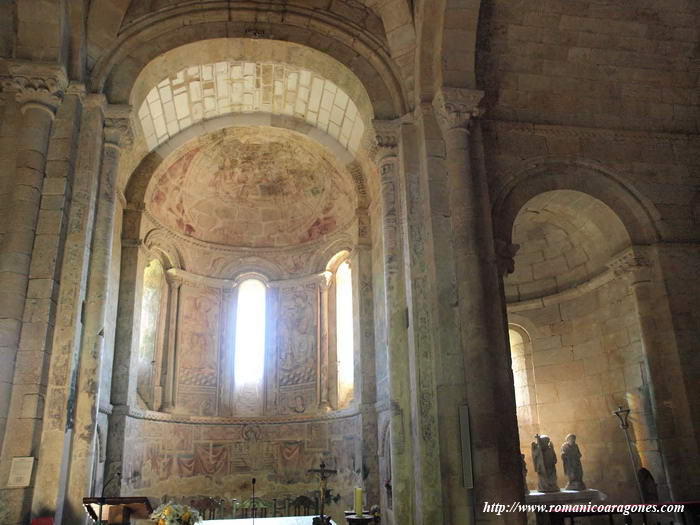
[336, 260, 354, 405]
[234, 279, 266, 388]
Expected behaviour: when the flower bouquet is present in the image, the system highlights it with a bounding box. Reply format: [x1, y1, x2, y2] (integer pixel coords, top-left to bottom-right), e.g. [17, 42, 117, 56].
[150, 502, 202, 525]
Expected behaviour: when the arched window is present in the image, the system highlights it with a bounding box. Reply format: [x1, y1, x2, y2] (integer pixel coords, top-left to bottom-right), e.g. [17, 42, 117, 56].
[335, 259, 354, 407]
[233, 278, 267, 414]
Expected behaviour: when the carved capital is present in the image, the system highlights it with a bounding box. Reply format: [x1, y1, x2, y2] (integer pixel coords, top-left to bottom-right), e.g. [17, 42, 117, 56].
[103, 105, 133, 149]
[433, 87, 484, 132]
[1, 62, 68, 114]
[494, 239, 520, 276]
[372, 118, 401, 163]
[165, 273, 183, 289]
[104, 118, 132, 149]
[65, 82, 87, 100]
[607, 246, 652, 282]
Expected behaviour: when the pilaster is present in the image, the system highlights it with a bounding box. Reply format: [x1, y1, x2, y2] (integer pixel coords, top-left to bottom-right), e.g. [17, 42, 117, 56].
[606, 245, 700, 501]
[30, 91, 105, 523]
[371, 118, 415, 525]
[63, 105, 132, 523]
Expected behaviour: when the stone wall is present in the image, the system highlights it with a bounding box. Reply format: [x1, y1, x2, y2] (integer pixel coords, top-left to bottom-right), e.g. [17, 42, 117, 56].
[477, 0, 699, 132]
[120, 413, 364, 518]
[510, 277, 648, 502]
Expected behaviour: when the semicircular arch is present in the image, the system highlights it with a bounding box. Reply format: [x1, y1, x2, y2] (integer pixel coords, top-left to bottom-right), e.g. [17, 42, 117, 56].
[493, 158, 663, 247]
[90, 8, 406, 119]
[143, 228, 185, 270]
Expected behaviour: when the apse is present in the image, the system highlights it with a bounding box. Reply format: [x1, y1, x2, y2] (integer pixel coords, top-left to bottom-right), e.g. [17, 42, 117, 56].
[117, 110, 371, 520]
[506, 190, 666, 502]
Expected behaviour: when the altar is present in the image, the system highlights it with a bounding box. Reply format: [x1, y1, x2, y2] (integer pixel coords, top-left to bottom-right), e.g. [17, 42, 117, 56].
[202, 518, 336, 525]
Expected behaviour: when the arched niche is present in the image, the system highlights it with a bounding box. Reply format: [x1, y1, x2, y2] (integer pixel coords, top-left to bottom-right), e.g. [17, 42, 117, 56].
[500, 176, 669, 502]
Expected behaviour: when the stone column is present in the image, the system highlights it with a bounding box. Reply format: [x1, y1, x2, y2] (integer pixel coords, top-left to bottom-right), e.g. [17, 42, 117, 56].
[161, 273, 182, 412]
[353, 233, 380, 507]
[372, 120, 415, 525]
[606, 246, 684, 501]
[433, 88, 524, 524]
[0, 64, 66, 451]
[63, 107, 131, 524]
[104, 221, 147, 496]
[318, 275, 331, 410]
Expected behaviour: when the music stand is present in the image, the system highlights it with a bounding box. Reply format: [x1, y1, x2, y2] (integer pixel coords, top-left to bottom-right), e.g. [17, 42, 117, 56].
[83, 497, 152, 524]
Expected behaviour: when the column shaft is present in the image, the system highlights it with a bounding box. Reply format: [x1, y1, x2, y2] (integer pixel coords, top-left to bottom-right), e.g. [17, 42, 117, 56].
[378, 153, 415, 525]
[318, 278, 331, 409]
[435, 89, 524, 525]
[354, 244, 379, 505]
[162, 276, 182, 411]
[609, 247, 700, 501]
[0, 103, 55, 450]
[104, 230, 146, 496]
[63, 113, 128, 523]
[0, 68, 70, 525]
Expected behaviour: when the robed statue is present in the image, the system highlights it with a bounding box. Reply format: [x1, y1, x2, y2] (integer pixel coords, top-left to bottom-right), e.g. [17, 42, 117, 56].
[531, 434, 559, 492]
[561, 434, 586, 490]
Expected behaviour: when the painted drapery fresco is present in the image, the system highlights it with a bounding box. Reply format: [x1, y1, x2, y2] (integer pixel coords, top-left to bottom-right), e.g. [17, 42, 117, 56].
[122, 415, 363, 517]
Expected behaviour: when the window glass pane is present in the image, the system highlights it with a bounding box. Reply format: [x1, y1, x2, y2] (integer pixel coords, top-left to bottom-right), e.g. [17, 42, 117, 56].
[336, 260, 354, 406]
[234, 279, 266, 387]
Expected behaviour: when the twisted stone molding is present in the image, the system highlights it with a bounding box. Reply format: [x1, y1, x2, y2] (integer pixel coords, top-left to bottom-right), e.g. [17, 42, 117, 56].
[433, 86, 485, 131]
[0, 62, 68, 114]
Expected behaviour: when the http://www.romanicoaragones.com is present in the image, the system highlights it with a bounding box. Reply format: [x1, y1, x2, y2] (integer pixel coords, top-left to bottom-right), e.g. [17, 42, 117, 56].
[482, 502, 685, 516]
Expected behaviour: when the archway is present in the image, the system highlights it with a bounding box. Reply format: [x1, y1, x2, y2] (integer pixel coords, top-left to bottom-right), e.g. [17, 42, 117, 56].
[99, 34, 391, 520]
[504, 188, 667, 502]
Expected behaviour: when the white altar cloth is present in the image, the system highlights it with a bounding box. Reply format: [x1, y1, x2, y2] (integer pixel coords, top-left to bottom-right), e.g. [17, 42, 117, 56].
[203, 517, 336, 525]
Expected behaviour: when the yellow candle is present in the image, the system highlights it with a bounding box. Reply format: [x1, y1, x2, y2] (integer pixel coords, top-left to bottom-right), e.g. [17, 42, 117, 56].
[354, 487, 363, 516]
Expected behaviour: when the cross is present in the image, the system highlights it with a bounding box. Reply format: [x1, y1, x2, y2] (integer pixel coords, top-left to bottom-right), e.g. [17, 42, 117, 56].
[308, 462, 337, 524]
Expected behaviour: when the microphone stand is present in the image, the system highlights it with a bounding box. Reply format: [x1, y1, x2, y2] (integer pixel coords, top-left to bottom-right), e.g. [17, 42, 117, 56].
[96, 471, 121, 524]
[251, 477, 256, 525]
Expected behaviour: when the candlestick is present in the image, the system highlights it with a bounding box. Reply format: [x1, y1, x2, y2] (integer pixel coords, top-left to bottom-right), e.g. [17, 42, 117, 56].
[354, 487, 362, 516]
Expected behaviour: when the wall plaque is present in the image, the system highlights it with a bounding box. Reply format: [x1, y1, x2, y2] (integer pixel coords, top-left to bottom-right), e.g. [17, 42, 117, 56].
[7, 456, 34, 488]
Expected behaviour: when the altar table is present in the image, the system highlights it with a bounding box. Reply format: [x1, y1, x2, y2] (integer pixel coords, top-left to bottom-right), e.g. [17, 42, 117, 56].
[203, 517, 336, 525]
